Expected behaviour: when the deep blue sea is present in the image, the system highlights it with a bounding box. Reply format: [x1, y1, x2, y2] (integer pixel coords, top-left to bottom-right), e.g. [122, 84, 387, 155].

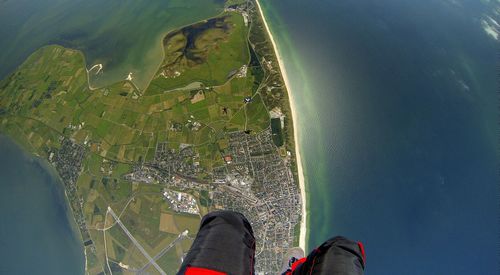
[261, 0, 498, 274]
[0, 136, 84, 274]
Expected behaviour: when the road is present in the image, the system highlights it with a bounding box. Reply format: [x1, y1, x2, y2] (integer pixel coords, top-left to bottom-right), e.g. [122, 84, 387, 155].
[107, 206, 166, 275]
[137, 230, 189, 274]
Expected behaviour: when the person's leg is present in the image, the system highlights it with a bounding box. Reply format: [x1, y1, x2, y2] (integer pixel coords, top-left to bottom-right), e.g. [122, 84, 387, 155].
[284, 236, 365, 275]
[177, 210, 255, 275]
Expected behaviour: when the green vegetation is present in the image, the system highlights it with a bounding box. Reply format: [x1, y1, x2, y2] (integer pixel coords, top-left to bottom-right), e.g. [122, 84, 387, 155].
[293, 222, 301, 247]
[199, 189, 212, 207]
[148, 12, 250, 93]
[246, 0, 299, 184]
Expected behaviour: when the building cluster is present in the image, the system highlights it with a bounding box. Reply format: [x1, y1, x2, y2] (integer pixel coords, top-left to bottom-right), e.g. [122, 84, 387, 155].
[212, 129, 301, 274]
[124, 143, 204, 186]
[235, 65, 248, 78]
[48, 138, 94, 250]
[163, 189, 200, 215]
[123, 128, 301, 274]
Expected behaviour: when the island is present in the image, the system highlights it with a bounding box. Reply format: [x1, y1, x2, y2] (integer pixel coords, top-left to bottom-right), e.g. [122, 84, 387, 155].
[0, 0, 305, 274]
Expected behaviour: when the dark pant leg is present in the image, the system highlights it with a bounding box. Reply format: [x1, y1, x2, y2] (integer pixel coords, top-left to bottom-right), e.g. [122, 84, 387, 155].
[290, 236, 365, 275]
[177, 210, 256, 275]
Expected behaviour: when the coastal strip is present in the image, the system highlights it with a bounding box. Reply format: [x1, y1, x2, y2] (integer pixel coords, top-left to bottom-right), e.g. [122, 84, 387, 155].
[255, 0, 307, 251]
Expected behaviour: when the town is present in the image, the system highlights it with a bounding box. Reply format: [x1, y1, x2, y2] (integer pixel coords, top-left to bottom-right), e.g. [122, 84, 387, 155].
[123, 127, 301, 274]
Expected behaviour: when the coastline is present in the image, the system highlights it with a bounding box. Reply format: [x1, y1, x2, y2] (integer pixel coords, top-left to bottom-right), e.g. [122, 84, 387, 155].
[0, 135, 85, 274]
[255, 0, 307, 251]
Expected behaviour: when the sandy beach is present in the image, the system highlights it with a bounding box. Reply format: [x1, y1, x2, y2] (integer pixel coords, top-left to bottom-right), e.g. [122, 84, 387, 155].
[255, 0, 307, 251]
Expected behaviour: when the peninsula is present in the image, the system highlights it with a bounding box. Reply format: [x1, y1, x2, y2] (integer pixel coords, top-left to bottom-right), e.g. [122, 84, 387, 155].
[0, 0, 305, 274]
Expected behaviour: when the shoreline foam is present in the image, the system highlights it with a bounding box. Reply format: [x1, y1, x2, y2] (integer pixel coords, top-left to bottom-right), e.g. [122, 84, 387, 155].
[255, 0, 307, 251]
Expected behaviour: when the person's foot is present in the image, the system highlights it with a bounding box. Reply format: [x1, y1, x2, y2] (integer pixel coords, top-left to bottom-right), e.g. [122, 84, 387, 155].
[281, 247, 305, 274]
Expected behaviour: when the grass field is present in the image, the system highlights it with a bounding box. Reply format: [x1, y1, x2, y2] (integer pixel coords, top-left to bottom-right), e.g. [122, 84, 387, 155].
[159, 213, 179, 234]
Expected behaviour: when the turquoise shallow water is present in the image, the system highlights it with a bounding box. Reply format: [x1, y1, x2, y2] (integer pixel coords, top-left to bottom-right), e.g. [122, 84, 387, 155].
[0, 136, 84, 274]
[261, 0, 498, 273]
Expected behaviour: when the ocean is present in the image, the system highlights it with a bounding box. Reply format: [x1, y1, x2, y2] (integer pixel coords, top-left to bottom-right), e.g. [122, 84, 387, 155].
[260, 0, 498, 273]
[0, 136, 84, 274]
